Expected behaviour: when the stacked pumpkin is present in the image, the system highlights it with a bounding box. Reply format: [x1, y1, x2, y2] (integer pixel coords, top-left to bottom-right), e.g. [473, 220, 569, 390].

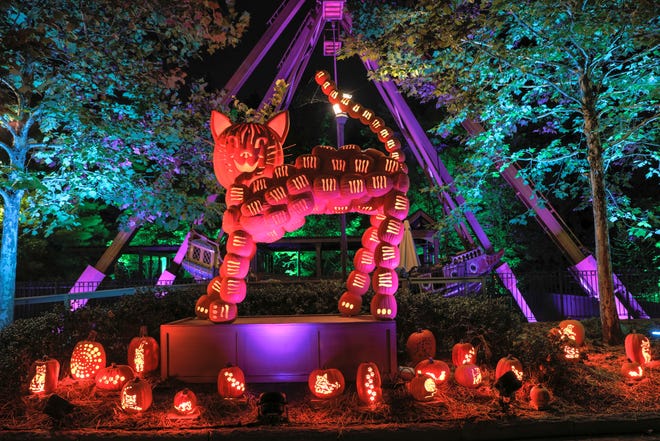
[404, 329, 448, 401]
[452, 342, 483, 389]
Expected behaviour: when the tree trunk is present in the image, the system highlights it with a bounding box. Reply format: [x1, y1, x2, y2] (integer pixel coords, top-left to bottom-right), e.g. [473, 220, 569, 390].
[0, 189, 23, 328]
[580, 73, 623, 345]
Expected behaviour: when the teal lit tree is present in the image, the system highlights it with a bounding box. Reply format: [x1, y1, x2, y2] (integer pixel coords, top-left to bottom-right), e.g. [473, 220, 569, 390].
[0, 0, 249, 327]
[346, 0, 658, 344]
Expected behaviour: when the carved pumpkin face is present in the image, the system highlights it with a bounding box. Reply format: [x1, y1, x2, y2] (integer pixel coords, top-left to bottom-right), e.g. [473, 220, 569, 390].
[308, 368, 345, 399]
[127, 326, 159, 377]
[70, 331, 106, 380]
[29, 356, 60, 394]
[211, 111, 289, 189]
[625, 333, 652, 365]
[121, 377, 153, 412]
[95, 363, 135, 391]
[406, 329, 437, 365]
[218, 365, 246, 398]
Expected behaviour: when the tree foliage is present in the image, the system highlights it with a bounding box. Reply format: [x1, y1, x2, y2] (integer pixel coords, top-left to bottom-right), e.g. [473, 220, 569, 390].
[345, 0, 658, 257]
[345, 0, 658, 343]
[0, 0, 250, 326]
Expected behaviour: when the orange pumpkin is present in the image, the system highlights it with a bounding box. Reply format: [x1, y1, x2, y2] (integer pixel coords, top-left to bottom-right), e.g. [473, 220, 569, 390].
[495, 355, 524, 382]
[407, 373, 437, 402]
[195, 294, 213, 319]
[454, 364, 483, 388]
[356, 362, 382, 406]
[208, 299, 238, 323]
[406, 329, 436, 365]
[70, 331, 106, 380]
[621, 361, 644, 380]
[370, 293, 397, 320]
[29, 356, 60, 394]
[308, 368, 345, 399]
[173, 388, 198, 415]
[625, 333, 652, 365]
[530, 385, 551, 410]
[120, 377, 152, 412]
[338, 291, 363, 316]
[414, 358, 450, 386]
[95, 363, 135, 391]
[127, 326, 159, 377]
[217, 365, 246, 398]
[558, 319, 585, 346]
[451, 342, 476, 366]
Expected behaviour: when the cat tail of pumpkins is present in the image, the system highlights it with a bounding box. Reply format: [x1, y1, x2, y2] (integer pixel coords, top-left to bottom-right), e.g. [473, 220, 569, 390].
[314, 70, 407, 166]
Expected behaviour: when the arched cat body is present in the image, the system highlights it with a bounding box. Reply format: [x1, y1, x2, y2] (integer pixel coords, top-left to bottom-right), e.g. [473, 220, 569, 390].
[195, 71, 410, 323]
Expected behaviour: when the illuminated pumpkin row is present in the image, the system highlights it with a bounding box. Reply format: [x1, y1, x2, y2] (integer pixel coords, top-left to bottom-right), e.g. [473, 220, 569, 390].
[201, 71, 409, 323]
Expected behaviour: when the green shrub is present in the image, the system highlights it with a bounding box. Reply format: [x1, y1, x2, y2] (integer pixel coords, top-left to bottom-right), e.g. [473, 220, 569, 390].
[395, 287, 525, 364]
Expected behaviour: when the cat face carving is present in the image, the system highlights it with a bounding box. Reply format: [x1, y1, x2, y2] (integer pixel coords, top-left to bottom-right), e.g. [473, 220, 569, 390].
[211, 111, 289, 189]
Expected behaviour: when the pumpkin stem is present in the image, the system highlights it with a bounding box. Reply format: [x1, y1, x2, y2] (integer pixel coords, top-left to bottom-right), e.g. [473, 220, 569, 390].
[87, 330, 98, 341]
[139, 325, 149, 337]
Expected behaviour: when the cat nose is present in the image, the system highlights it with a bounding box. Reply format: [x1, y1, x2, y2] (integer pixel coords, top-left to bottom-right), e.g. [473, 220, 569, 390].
[239, 151, 252, 159]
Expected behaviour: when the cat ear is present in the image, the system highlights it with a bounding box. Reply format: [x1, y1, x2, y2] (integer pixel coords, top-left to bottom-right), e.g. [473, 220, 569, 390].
[266, 111, 289, 142]
[211, 110, 233, 140]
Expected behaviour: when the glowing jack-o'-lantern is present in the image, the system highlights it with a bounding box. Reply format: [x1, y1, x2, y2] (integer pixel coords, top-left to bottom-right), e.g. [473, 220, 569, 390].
[495, 355, 524, 382]
[338, 291, 362, 316]
[454, 363, 483, 388]
[414, 358, 450, 386]
[558, 319, 585, 346]
[173, 388, 198, 415]
[530, 385, 551, 410]
[371, 268, 398, 295]
[127, 326, 159, 377]
[356, 362, 383, 406]
[120, 377, 152, 412]
[308, 368, 345, 399]
[452, 342, 476, 366]
[211, 110, 288, 190]
[195, 294, 213, 319]
[625, 333, 652, 365]
[29, 356, 60, 394]
[95, 363, 135, 391]
[208, 299, 238, 323]
[621, 361, 644, 380]
[370, 293, 397, 320]
[70, 331, 106, 380]
[218, 365, 246, 399]
[407, 373, 437, 402]
[406, 329, 437, 365]
[562, 341, 581, 361]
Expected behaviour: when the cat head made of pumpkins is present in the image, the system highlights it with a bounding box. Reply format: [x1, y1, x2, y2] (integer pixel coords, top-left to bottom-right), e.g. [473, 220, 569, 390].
[211, 110, 290, 189]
